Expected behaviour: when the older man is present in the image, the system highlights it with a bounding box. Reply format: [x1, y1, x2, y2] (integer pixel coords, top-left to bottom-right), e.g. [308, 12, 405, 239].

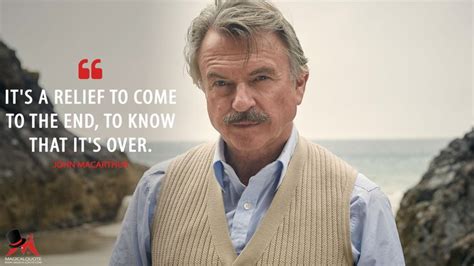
[110, 1, 404, 265]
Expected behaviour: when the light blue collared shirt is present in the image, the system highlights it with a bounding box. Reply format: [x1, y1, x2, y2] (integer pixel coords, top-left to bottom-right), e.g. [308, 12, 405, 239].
[110, 127, 405, 265]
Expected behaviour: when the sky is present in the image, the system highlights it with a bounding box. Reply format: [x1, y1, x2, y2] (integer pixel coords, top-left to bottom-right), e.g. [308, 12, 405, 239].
[0, 0, 472, 141]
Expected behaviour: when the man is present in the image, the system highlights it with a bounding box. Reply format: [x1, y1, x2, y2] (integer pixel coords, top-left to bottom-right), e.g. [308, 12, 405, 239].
[110, 1, 405, 265]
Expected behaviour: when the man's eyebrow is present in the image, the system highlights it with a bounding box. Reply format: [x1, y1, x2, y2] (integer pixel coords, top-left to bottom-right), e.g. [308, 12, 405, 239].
[249, 67, 276, 76]
[206, 72, 228, 80]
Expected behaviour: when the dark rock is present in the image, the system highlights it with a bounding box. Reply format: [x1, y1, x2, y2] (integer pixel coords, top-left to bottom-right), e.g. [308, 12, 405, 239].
[446, 233, 474, 266]
[0, 40, 146, 235]
[396, 129, 474, 266]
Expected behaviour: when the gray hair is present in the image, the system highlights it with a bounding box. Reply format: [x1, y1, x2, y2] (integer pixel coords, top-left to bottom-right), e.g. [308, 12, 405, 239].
[184, 0, 309, 88]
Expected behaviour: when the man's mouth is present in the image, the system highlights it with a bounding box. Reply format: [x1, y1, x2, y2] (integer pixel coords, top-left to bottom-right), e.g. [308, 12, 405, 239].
[231, 120, 260, 127]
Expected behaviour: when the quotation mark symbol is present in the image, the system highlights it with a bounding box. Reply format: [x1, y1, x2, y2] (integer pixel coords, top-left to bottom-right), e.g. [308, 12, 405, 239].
[78, 58, 103, 79]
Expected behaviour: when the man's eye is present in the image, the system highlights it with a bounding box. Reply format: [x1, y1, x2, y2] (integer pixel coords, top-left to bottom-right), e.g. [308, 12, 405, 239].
[213, 80, 228, 87]
[255, 75, 269, 81]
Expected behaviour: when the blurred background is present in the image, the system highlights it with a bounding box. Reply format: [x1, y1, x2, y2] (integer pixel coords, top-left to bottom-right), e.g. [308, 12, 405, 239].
[0, 0, 472, 265]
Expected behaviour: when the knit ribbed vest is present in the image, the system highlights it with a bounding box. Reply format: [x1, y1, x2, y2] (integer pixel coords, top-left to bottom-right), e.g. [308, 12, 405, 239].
[151, 136, 357, 265]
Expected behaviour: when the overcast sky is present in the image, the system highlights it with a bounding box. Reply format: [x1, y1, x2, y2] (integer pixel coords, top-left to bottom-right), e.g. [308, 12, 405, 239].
[1, 0, 472, 141]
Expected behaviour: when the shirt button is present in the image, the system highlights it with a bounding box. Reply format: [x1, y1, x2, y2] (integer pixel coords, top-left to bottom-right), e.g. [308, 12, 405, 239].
[243, 202, 252, 210]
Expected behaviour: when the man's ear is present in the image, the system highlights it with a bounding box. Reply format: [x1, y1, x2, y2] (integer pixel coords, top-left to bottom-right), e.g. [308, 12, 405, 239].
[295, 71, 309, 105]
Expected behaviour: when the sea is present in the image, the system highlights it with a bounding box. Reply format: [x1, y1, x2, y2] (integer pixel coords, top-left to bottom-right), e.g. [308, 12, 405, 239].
[128, 138, 452, 213]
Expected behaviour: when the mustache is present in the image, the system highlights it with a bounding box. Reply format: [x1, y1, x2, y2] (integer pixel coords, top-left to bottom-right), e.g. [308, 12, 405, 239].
[223, 108, 270, 125]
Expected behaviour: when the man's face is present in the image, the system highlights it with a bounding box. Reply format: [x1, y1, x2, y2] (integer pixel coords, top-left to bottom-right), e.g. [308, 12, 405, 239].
[198, 29, 308, 153]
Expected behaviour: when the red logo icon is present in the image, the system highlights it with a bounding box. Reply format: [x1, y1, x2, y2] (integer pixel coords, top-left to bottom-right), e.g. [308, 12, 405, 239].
[5, 229, 40, 257]
[78, 58, 102, 79]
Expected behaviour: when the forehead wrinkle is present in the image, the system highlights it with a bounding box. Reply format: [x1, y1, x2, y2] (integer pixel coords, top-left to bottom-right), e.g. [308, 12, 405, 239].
[198, 30, 289, 82]
[207, 72, 229, 80]
[199, 51, 248, 77]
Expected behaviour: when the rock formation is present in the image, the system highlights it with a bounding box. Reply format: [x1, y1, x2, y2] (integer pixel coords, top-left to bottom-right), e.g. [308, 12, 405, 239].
[0, 40, 145, 235]
[396, 129, 474, 265]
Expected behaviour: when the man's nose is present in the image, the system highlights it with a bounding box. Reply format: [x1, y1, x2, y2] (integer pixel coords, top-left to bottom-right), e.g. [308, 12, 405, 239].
[232, 83, 256, 112]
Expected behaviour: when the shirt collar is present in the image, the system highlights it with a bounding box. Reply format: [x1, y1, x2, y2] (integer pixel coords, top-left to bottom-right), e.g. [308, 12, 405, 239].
[212, 125, 299, 190]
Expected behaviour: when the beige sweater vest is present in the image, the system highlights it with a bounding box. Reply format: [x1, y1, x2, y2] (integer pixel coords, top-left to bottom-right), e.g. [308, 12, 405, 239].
[151, 137, 357, 265]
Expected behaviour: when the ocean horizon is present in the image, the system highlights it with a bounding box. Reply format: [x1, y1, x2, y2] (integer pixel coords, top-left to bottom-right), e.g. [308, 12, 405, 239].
[127, 138, 451, 212]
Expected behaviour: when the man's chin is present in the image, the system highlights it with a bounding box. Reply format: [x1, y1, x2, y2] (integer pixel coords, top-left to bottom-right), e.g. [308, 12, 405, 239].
[224, 123, 266, 141]
[224, 134, 267, 152]
[219, 123, 269, 148]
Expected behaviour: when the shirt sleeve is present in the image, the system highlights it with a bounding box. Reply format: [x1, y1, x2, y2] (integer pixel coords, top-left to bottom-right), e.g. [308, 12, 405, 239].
[109, 160, 171, 266]
[350, 173, 405, 266]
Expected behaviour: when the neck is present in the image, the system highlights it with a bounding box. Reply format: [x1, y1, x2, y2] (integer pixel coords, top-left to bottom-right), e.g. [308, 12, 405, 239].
[224, 125, 292, 186]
